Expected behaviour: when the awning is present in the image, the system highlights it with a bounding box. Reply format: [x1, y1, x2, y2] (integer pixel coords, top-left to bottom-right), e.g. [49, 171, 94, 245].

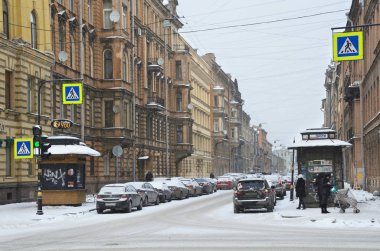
[138, 156, 149, 160]
[49, 144, 101, 157]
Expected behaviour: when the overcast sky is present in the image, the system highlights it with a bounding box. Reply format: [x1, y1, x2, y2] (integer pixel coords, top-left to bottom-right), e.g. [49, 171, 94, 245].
[176, 0, 352, 146]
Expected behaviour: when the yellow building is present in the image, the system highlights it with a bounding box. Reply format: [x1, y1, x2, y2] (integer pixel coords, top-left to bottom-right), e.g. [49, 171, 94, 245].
[0, 0, 53, 204]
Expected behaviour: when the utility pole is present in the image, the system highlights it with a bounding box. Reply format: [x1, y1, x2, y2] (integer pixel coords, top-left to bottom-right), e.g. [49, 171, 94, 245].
[79, 0, 85, 142]
[290, 137, 295, 201]
[163, 19, 171, 177]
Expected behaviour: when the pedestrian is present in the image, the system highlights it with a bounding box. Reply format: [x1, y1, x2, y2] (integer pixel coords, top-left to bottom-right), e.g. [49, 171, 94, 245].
[315, 173, 324, 207]
[145, 171, 153, 182]
[210, 172, 215, 179]
[320, 174, 333, 214]
[295, 174, 306, 210]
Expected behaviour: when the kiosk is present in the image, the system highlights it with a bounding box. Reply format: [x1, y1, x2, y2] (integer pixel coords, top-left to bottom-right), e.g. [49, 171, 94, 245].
[288, 128, 351, 206]
[39, 136, 100, 206]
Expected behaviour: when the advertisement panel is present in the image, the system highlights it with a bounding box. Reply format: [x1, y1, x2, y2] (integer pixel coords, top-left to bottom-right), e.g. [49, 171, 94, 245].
[40, 163, 85, 190]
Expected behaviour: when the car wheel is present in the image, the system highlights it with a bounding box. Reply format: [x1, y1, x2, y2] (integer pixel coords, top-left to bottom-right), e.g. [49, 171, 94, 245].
[126, 200, 132, 213]
[155, 196, 160, 205]
[267, 206, 274, 212]
[234, 205, 241, 214]
[143, 196, 148, 206]
[137, 199, 143, 210]
[280, 194, 284, 200]
[97, 208, 103, 214]
[179, 191, 184, 200]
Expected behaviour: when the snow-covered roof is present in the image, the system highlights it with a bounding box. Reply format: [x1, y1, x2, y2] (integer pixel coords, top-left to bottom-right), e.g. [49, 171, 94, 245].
[46, 136, 101, 157]
[288, 139, 352, 149]
[300, 128, 335, 134]
[49, 144, 101, 157]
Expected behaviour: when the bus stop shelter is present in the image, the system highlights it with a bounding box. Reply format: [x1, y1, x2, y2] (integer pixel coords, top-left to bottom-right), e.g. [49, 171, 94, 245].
[288, 128, 351, 206]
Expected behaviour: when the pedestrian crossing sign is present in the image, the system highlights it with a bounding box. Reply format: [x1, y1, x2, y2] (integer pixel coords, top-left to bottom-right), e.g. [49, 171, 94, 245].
[14, 138, 33, 159]
[62, 83, 83, 104]
[333, 31, 363, 61]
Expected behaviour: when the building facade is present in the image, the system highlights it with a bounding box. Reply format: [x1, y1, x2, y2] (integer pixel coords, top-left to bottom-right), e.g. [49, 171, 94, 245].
[0, 0, 54, 204]
[323, 0, 380, 191]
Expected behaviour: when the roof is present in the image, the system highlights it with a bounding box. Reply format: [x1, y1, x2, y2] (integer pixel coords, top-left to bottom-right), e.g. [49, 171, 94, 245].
[300, 128, 335, 134]
[47, 136, 101, 157]
[288, 139, 352, 149]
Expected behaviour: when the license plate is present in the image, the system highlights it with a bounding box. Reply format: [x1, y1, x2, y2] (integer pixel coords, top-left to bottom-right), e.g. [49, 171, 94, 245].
[106, 203, 116, 206]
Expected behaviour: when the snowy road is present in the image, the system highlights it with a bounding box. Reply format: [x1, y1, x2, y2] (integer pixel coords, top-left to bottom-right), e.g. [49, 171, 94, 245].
[1, 190, 380, 250]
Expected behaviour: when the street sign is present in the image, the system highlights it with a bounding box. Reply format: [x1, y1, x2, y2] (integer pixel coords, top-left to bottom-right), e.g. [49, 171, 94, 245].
[333, 31, 363, 61]
[14, 138, 33, 159]
[62, 83, 83, 104]
[51, 119, 73, 129]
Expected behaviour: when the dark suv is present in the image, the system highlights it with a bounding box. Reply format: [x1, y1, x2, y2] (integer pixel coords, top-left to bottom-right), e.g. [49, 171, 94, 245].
[233, 178, 275, 213]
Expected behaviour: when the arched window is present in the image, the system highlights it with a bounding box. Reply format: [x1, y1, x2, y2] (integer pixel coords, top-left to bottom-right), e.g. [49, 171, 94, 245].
[3, 0, 9, 38]
[30, 12, 37, 48]
[104, 49, 113, 79]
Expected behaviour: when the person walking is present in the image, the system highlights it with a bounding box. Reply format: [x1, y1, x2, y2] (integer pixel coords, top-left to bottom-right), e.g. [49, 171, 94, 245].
[145, 171, 153, 182]
[320, 174, 333, 214]
[295, 174, 306, 210]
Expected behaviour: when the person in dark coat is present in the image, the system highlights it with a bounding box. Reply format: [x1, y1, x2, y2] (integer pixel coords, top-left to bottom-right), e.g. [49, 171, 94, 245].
[315, 173, 324, 207]
[320, 174, 333, 213]
[145, 171, 153, 182]
[295, 174, 306, 210]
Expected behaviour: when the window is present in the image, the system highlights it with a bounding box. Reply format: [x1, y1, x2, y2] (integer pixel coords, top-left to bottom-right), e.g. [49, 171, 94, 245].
[124, 101, 131, 129]
[90, 157, 95, 175]
[88, 0, 93, 23]
[175, 60, 182, 80]
[146, 115, 153, 138]
[3, 0, 9, 38]
[5, 70, 12, 109]
[176, 125, 183, 143]
[5, 139, 13, 176]
[70, 35, 76, 68]
[176, 90, 182, 111]
[103, 0, 112, 29]
[104, 100, 114, 127]
[89, 46, 94, 77]
[122, 52, 128, 81]
[27, 77, 37, 113]
[59, 21, 66, 52]
[30, 12, 37, 49]
[68, 0, 73, 11]
[90, 99, 95, 127]
[122, 4, 127, 30]
[214, 96, 219, 107]
[104, 49, 113, 79]
[103, 154, 110, 175]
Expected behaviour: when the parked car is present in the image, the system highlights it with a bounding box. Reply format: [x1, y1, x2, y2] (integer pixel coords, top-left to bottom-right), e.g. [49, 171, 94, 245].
[205, 178, 217, 192]
[282, 175, 293, 190]
[180, 179, 202, 196]
[165, 180, 189, 199]
[194, 178, 213, 194]
[96, 183, 143, 214]
[264, 174, 285, 199]
[216, 176, 234, 190]
[233, 178, 275, 213]
[149, 181, 172, 203]
[126, 182, 160, 206]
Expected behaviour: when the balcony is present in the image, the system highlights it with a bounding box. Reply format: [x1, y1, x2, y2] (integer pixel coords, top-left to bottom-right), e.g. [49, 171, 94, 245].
[213, 107, 227, 116]
[147, 58, 163, 73]
[146, 96, 165, 111]
[229, 117, 241, 125]
[174, 143, 193, 156]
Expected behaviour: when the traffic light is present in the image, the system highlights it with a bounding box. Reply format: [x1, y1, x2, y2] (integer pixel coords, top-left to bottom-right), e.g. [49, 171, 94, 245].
[40, 135, 51, 160]
[32, 125, 42, 150]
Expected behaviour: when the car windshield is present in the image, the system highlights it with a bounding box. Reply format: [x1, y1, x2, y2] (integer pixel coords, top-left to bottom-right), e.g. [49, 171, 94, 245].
[237, 181, 265, 190]
[99, 186, 125, 194]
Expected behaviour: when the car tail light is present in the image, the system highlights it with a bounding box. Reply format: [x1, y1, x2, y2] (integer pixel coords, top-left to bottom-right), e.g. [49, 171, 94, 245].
[234, 190, 244, 196]
[121, 194, 129, 200]
[96, 195, 103, 201]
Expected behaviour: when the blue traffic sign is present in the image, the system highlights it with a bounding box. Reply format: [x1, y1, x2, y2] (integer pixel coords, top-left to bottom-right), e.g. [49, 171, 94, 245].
[333, 31, 363, 61]
[14, 138, 33, 159]
[62, 83, 83, 104]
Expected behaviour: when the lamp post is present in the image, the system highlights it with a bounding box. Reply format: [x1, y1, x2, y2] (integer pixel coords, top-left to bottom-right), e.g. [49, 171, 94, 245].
[290, 137, 295, 201]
